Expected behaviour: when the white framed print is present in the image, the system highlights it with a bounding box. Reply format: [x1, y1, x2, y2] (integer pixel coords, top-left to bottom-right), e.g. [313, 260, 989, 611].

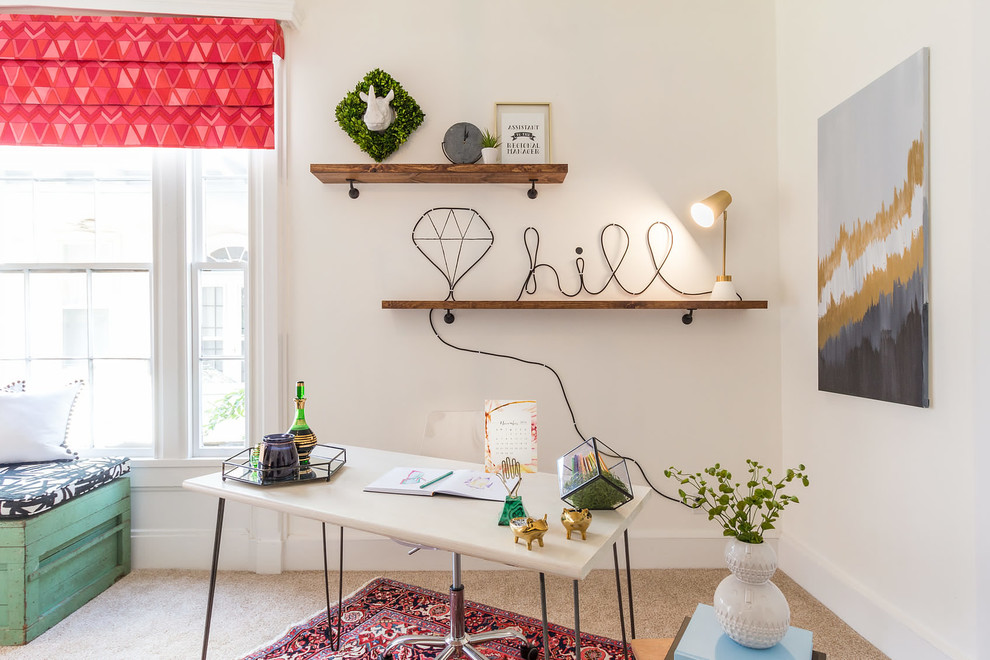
[495, 102, 551, 164]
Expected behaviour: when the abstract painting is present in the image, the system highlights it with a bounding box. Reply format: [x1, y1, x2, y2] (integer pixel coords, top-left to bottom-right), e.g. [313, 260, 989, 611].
[818, 48, 930, 407]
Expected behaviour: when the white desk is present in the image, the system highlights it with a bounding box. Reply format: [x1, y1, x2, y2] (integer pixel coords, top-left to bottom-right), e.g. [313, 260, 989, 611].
[184, 443, 652, 658]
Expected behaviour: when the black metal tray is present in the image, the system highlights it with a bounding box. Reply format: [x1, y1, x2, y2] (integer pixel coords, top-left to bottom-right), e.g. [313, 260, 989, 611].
[222, 443, 346, 486]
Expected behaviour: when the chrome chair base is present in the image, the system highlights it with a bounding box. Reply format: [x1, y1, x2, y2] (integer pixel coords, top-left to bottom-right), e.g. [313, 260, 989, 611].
[382, 628, 529, 660]
[381, 554, 530, 660]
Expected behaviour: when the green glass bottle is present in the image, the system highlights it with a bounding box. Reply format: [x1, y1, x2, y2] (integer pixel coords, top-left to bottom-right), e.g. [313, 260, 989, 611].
[287, 381, 317, 475]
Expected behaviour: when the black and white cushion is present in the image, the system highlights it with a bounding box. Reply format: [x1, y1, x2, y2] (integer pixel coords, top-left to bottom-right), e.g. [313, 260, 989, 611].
[0, 456, 129, 518]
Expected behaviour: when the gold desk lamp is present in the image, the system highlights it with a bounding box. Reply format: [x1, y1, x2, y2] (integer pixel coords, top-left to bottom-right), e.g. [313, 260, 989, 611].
[691, 190, 737, 301]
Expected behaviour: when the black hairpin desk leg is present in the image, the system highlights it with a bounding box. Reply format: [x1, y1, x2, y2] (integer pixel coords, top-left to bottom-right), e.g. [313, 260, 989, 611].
[322, 523, 344, 650]
[573, 580, 582, 657]
[539, 573, 550, 657]
[613, 543, 630, 660]
[535, 531, 637, 660]
[202, 497, 225, 660]
[625, 529, 635, 639]
[538, 575, 583, 659]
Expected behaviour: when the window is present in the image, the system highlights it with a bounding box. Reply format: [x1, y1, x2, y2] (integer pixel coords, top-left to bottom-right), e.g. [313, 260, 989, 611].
[194, 151, 249, 450]
[0, 145, 266, 457]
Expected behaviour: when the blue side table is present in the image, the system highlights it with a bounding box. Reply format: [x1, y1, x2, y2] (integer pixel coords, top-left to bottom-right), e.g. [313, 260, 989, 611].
[662, 604, 826, 660]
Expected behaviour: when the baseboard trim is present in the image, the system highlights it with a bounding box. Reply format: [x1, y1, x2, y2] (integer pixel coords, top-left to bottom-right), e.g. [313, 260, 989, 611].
[131, 528, 248, 570]
[779, 536, 965, 660]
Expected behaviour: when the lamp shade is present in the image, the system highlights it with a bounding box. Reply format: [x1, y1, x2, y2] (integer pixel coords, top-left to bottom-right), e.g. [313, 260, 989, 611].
[690, 190, 732, 228]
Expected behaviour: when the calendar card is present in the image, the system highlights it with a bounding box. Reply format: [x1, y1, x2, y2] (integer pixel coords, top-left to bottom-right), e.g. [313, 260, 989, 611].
[484, 400, 537, 473]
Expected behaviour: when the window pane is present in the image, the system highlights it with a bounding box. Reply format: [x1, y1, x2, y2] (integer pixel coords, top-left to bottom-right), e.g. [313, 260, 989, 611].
[91, 359, 153, 450]
[197, 267, 245, 450]
[92, 271, 151, 358]
[202, 286, 222, 336]
[0, 147, 152, 264]
[94, 178, 153, 262]
[28, 272, 88, 358]
[0, 272, 25, 358]
[200, 150, 248, 262]
[200, 363, 245, 448]
[34, 179, 98, 262]
[0, 180, 34, 262]
[200, 270, 244, 358]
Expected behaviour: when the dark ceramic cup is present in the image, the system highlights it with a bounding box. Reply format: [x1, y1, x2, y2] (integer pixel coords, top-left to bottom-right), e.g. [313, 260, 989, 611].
[260, 433, 299, 482]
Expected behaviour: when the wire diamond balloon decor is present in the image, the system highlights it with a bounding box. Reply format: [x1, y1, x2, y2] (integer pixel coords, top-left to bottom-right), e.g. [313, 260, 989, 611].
[412, 207, 494, 301]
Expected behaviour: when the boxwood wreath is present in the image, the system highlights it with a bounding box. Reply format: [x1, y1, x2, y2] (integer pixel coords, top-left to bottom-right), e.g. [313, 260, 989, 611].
[334, 69, 425, 162]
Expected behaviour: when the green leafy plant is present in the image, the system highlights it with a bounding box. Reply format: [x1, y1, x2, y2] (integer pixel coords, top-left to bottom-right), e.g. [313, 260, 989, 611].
[664, 460, 809, 544]
[481, 129, 501, 149]
[204, 388, 245, 434]
[334, 68, 425, 162]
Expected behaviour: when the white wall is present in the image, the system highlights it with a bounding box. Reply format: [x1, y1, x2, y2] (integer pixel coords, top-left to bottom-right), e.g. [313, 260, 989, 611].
[776, 2, 979, 659]
[117, 1, 988, 657]
[265, 0, 781, 567]
[123, 0, 782, 572]
[136, 0, 784, 573]
[972, 4, 990, 659]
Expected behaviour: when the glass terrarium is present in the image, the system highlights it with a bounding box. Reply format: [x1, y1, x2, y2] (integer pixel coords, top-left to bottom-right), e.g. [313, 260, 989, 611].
[557, 437, 633, 510]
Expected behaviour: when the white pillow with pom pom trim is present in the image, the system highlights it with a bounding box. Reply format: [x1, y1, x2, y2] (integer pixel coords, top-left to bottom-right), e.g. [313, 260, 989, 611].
[0, 381, 81, 464]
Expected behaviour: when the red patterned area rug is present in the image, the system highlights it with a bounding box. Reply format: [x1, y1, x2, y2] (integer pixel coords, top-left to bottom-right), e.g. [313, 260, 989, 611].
[241, 577, 628, 660]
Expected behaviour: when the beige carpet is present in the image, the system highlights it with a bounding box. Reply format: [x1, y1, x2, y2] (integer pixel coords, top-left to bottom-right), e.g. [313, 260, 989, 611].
[0, 569, 887, 660]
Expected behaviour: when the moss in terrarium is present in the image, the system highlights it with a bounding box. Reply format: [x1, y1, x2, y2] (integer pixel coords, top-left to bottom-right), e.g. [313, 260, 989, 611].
[564, 471, 631, 510]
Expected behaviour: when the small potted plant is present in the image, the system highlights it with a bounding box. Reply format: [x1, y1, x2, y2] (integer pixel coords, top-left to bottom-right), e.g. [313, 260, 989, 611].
[664, 460, 809, 649]
[480, 129, 500, 164]
[664, 459, 809, 544]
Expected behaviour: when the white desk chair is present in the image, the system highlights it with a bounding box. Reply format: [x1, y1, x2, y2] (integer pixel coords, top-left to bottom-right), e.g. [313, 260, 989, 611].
[382, 411, 536, 660]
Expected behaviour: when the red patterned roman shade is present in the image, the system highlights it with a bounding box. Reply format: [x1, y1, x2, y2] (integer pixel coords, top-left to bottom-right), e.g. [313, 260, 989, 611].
[0, 14, 284, 148]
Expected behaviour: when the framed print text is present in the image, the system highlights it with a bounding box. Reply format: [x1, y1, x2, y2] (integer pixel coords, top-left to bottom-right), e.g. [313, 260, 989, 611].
[496, 102, 551, 164]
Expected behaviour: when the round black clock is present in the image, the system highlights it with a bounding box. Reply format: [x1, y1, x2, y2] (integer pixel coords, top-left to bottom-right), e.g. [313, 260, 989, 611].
[442, 122, 483, 164]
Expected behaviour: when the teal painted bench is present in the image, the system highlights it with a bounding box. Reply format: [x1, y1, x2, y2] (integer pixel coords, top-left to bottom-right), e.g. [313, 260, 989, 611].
[0, 457, 130, 645]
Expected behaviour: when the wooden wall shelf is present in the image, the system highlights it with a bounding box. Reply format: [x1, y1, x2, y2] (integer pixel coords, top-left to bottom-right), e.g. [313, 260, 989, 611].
[382, 299, 768, 325]
[381, 300, 767, 311]
[310, 163, 568, 198]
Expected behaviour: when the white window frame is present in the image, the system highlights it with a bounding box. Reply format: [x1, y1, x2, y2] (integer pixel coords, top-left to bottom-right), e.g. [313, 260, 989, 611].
[149, 152, 280, 461]
[0, 146, 281, 462]
[188, 153, 248, 457]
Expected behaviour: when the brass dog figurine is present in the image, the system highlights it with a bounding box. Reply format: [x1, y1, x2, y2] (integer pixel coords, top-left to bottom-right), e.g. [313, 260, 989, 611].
[510, 514, 549, 550]
[561, 507, 592, 540]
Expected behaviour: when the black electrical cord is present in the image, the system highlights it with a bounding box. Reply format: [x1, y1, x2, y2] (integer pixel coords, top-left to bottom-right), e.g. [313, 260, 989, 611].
[428, 308, 687, 506]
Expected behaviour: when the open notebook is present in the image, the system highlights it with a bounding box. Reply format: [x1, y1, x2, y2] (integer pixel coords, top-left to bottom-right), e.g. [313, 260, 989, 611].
[364, 467, 516, 502]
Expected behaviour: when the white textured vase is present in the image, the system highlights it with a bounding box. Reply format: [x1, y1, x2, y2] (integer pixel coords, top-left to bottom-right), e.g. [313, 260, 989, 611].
[481, 147, 498, 164]
[713, 539, 790, 649]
